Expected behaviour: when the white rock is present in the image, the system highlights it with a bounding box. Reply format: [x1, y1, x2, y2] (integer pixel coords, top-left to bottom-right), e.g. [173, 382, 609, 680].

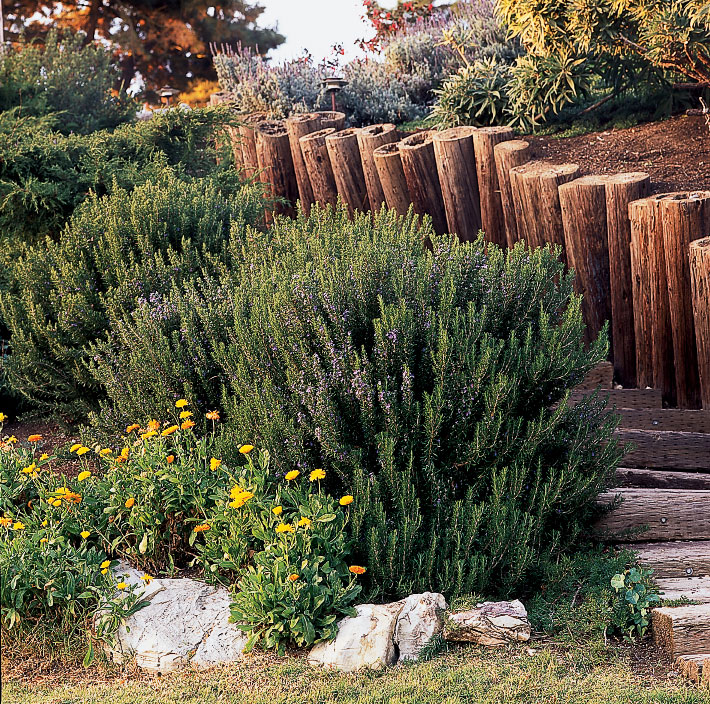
[308, 601, 405, 672]
[444, 599, 530, 646]
[394, 592, 447, 661]
[104, 571, 247, 674]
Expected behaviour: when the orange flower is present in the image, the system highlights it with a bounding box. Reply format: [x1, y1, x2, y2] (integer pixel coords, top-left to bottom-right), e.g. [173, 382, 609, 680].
[239, 444, 254, 454]
[285, 470, 300, 481]
[210, 458, 222, 471]
[309, 468, 326, 482]
[193, 523, 211, 533]
[181, 420, 195, 430]
[339, 495, 354, 506]
[125, 497, 135, 508]
[27, 434, 42, 442]
[126, 424, 140, 434]
[147, 419, 160, 431]
[161, 425, 179, 437]
[179, 410, 192, 419]
[349, 565, 366, 575]
[166, 455, 175, 464]
[287, 574, 300, 582]
[206, 410, 220, 421]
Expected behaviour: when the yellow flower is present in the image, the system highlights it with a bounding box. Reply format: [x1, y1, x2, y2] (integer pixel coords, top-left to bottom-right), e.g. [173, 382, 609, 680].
[76, 447, 90, 456]
[349, 565, 367, 575]
[141, 430, 158, 440]
[210, 458, 222, 471]
[166, 455, 175, 464]
[116, 582, 128, 590]
[40, 537, 48, 544]
[41, 520, 48, 527]
[181, 420, 195, 430]
[229, 491, 254, 509]
[206, 410, 220, 421]
[101, 568, 108, 575]
[28, 434, 42, 442]
[125, 497, 135, 509]
[21, 463, 37, 475]
[175, 399, 188, 408]
[287, 574, 299, 582]
[126, 424, 140, 433]
[147, 420, 160, 431]
[120, 447, 129, 459]
[0, 517, 12, 527]
[40, 453, 49, 461]
[80, 530, 90, 539]
[239, 444, 254, 454]
[276, 523, 294, 534]
[340, 495, 354, 506]
[100, 448, 112, 456]
[77, 470, 91, 481]
[285, 470, 300, 481]
[179, 410, 193, 419]
[70, 443, 82, 452]
[298, 517, 312, 528]
[193, 523, 211, 533]
[141, 574, 154, 583]
[0, 412, 6, 422]
[101, 560, 111, 569]
[13, 521, 25, 530]
[7, 436, 18, 444]
[309, 468, 326, 482]
[272, 506, 283, 516]
[161, 425, 179, 437]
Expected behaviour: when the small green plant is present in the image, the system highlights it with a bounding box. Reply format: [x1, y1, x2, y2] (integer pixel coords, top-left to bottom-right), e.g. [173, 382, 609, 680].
[610, 566, 661, 640]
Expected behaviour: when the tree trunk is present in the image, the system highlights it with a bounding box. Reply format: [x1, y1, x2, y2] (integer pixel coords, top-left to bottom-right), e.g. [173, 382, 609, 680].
[254, 120, 299, 220]
[471, 126, 514, 247]
[604, 173, 651, 388]
[629, 195, 676, 403]
[399, 131, 448, 234]
[690, 237, 710, 409]
[285, 113, 322, 214]
[432, 127, 481, 242]
[509, 162, 580, 262]
[300, 127, 339, 209]
[493, 140, 531, 247]
[317, 111, 346, 131]
[326, 128, 370, 215]
[373, 142, 411, 217]
[83, 0, 102, 43]
[239, 112, 268, 181]
[559, 176, 612, 346]
[658, 192, 710, 409]
[225, 124, 245, 173]
[357, 124, 400, 212]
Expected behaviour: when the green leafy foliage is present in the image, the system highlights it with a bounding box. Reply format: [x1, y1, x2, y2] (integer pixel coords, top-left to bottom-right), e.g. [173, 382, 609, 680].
[610, 566, 661, 640]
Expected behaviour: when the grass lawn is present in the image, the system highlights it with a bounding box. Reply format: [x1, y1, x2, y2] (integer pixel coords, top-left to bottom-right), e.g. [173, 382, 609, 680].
[3, 640, 709, 704]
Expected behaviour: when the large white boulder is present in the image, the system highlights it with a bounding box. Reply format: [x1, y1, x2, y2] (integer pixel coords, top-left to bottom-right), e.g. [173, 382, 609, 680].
[444, 599, 530, 646]
[105, 566, 247, 674]
[394, 591, 447, 661]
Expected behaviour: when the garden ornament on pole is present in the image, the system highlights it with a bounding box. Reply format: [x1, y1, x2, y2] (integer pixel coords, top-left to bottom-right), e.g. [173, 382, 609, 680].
[321, 76, 348, 112]
[159, 85, 180, 107]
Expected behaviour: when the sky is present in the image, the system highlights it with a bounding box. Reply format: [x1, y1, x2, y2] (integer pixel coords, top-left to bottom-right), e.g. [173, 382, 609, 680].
[257, 0, 386, 64]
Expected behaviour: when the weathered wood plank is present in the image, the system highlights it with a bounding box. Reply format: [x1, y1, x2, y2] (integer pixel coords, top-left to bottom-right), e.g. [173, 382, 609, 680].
[616, 468, 710, 490]
[653, 604, 710, 658]
[674, 653, 710, 685]
[657, 576, 710, 603]
[568, 388, 663, 408]
[573, 361, 614, 391]
[616, 430, 710, 470]
[635, 541, 710, 579]
[596, 489, 710, 541]
[617, 409, 710, 433]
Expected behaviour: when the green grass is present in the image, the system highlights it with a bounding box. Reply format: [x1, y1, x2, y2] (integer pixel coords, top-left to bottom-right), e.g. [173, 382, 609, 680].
[3, 643, 708, 704]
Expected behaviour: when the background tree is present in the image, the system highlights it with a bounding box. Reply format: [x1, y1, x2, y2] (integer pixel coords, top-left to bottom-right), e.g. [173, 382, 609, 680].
[1, 0, 284, 92]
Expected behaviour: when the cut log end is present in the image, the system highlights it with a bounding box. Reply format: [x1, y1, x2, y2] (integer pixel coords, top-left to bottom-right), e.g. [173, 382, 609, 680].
[432, 126, 478, 142]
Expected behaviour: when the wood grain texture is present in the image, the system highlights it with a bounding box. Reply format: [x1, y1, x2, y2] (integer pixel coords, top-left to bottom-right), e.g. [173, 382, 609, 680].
[616, 468, 710, 490]
[596, 489, 710, 541]
[674, 654, 710, 685]
[636, 541, 710, 578]
[573, 362, 613, 391]
[300, 127, 338, 209]
[433, 127, 482, 241]
[657, 576, 710, 603]
[317, 111, 346, 131]
[653, 603, 710, 658]
[691, 237, 710, 410]
[567, 388, 663, 409]
[285, 113, 322, 213]
[616, 430, 710, 470]
[616, 409, 710, 433]
[357, 124, 399, 212]
[494, 140, 531, 247]
[254, 120, 298, 219]
[605, 173, 651, 388]
[472, 127, 515, 247]
[373, 142, 411, 216]
[326, 128, 370, 215]
[238, 112, 268, 181]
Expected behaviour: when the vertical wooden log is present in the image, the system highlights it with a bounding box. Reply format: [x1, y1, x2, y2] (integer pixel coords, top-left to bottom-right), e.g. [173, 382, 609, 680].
[690, 237, 710, 409]
[300, 127, 339, 209]
[373, 142, 411, 217]
[559, 176, 613, 345]
[357, 124, 399, 212]
[510, 162, 580, 261]
[285, 113, 322, 214]
[399, 131, 448, 234]
[239, 112, 268, 180]
[326, 128, 370, 215]
[658, 192, 710, 408]
[432, 127, 482, 242]
[209, 91, 232, 106]
[254, 120, 299, 219]
[471, 126, 514, 247]
[493, 140, 531, 247]
[317, 111, 346, 131]
[605, 173, 651, 388]
[629, 195, 676, 403]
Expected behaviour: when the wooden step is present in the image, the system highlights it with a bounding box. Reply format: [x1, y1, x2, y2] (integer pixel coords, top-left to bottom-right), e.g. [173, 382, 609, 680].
[653, 603, 710, 658]
[569, 388, 662, 408]
[635, 541, 710, 579]
[617, 409, 710, 433]
[574, 361, 613, 390]
[616, 468, 710, 490]
[616, 430, 710, 470]
[674, 653, 710, 686]
[596, 489, 710, 541]
[657, 576, 710, 603]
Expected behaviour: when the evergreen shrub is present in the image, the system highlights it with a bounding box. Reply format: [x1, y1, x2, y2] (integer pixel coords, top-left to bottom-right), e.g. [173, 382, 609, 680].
[88, 204, 623, 600]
